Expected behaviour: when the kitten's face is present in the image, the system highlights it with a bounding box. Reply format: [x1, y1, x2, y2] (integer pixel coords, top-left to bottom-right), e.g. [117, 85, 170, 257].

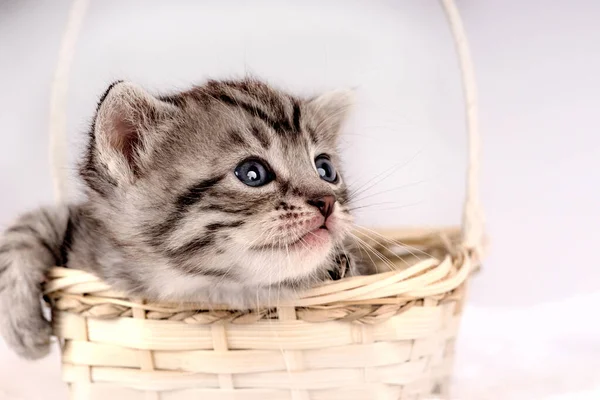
[81, 79, 355, 299]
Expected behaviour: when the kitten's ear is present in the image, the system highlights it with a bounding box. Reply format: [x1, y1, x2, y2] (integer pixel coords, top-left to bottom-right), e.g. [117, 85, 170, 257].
[307, 89, 355, 142]
[93, 81, 176, 182]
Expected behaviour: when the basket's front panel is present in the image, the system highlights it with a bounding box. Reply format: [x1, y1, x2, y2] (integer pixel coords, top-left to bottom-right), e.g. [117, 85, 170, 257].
[54, 300, 462, 400]
[49, 231, 473, 399]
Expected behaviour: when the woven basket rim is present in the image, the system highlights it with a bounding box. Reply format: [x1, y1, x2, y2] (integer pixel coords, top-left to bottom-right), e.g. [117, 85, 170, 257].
[42, 2, 479, 398]
[45, 227, 473, 324]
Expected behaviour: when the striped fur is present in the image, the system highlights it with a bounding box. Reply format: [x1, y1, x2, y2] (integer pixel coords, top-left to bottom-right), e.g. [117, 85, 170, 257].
[0, 78, 367, 360]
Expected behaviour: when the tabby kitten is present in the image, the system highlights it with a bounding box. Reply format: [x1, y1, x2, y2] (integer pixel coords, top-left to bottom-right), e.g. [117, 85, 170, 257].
[0, 78, 367, 360]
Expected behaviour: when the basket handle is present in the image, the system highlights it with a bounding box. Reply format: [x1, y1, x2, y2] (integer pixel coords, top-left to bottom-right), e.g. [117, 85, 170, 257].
[440, 0, 484, 255]
[49, 0, 483, 253]
[49, 0, 89, 204]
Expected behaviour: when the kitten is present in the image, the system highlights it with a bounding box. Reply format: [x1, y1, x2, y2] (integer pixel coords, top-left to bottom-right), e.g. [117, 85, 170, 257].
[0, 78, 368, 360]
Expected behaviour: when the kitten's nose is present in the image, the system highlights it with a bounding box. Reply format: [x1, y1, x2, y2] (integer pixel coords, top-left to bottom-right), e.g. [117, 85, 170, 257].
[307, 195, 336, 219]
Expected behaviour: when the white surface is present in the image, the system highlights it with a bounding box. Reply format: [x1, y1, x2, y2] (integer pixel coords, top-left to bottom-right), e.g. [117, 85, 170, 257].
[453, 291, 600, 399]
[1, 0, 599, 399]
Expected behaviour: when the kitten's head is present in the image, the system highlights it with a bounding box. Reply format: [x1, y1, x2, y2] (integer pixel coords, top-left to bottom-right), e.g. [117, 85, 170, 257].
[81, 78, 355, 303]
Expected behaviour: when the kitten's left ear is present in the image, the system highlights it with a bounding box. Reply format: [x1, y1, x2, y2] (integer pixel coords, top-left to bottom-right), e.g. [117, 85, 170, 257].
[307, 88, 355, 142]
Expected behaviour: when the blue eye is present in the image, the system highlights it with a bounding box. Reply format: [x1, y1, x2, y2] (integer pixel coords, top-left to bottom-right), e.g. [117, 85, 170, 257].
[315, 155, 338, 183]
[235, 159, 274, 187]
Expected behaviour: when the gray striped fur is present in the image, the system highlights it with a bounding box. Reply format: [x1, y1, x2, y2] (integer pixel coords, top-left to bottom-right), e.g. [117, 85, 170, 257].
[0, 78, 368, 359]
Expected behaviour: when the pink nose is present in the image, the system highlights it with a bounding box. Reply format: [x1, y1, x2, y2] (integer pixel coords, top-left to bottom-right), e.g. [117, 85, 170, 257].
[307, 195, 336, 219]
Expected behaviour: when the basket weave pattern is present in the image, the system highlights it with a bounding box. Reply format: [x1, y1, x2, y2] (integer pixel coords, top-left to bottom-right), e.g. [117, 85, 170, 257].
[46, 229, 473, 400]
[46, 0, 481, 398]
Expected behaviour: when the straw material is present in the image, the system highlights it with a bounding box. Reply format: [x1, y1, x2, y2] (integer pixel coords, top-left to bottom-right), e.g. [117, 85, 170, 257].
[47, 0, 482, 398]
[47, 228, 473, 400]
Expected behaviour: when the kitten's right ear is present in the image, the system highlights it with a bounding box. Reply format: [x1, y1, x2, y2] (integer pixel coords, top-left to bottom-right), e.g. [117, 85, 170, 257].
[93, 81, 176, 182]
[307, 88, 355, 143]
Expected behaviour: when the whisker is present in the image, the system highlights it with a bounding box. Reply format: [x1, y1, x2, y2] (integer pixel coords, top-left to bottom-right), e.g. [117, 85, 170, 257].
[353, 228, 420, 265]
[351, 236, 381, 273]
[350, 180, 427, 204]
[350, 231, 411, 268]
[346, 149, 423, 199]
[348, 233, 397, 272]
[347, 201, 422, 213]
[339, 242, 352, 279]
[353, 225, 433, 259]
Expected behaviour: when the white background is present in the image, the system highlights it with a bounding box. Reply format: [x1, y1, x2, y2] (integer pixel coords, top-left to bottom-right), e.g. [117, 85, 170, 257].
[0, 0, 599, 399]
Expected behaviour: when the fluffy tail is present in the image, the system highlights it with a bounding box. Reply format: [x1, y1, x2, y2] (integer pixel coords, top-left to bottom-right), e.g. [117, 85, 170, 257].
[0, 205, 71, 359]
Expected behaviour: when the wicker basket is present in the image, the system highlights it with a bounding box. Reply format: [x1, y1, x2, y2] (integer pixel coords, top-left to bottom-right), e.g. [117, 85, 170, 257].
[45, 0, 483, 399]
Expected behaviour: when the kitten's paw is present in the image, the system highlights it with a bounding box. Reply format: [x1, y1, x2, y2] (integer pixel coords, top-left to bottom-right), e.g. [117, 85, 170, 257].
[328, 252, 375, 279]
[1, 299, 52, 360]
[328, 253, 351, 280]
[348, 259, 376, 276]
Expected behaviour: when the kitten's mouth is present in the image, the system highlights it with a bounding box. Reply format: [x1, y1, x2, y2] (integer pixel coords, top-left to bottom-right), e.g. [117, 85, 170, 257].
[252, 226, 331, 251]
[286, 226, 330, 251]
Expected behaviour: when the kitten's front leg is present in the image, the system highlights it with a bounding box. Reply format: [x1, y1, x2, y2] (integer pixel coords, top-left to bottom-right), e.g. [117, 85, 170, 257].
[0, 205, 71, 359]
[327, 247, 374, 281]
